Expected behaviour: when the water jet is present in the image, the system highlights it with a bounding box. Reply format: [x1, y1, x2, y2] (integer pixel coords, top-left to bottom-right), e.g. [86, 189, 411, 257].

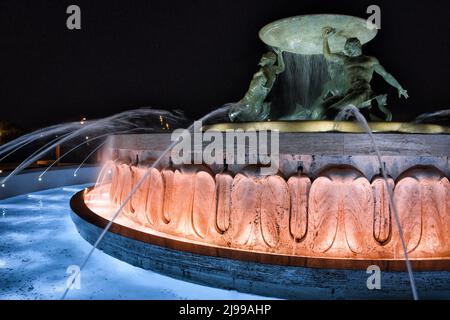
[66, 14, 450, 299]
[1, 14, 449, 300]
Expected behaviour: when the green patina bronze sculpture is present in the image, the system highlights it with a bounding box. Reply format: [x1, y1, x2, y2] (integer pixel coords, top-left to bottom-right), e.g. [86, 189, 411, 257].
[318, 26, 409, 121]
[228, 48, 285, 122]
[228, 15, 409, 122]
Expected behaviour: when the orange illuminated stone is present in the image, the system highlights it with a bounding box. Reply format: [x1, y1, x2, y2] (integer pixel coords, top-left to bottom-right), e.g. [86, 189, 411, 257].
[100, 164, 450, 264]
[308, 167, 374, 257]
[394, 167, 450, 258]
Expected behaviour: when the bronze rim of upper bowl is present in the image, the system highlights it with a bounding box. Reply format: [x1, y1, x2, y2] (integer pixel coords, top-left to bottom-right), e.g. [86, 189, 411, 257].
[203, 121, 450, 134]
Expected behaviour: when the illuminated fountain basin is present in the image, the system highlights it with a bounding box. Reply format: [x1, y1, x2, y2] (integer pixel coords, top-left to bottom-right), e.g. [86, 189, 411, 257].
[70, 122, 450, 299]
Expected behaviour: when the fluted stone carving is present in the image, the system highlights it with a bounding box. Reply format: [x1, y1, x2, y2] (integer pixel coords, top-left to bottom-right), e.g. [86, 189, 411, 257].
[308, 167, 375, 256]
[144, 168, 164, 227]
[214, 172, 233, 234]
[106, 163, 450, 260]
[372, 176, 394, 245]
[259, 175, 290, 249]
[394, 167, 450, 258]
[287, 174, 310, 242]
[192, 171, 216, 239]
[230, 173, 259, 247]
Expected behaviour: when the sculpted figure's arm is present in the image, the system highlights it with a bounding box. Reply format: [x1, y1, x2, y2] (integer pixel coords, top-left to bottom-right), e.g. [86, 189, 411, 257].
[265, 70, 277, 91]
[373, 59, 409, 99]
[322, 27, 343, 63]
[274, 47, 285, 75]
[265, 49, 284, 90]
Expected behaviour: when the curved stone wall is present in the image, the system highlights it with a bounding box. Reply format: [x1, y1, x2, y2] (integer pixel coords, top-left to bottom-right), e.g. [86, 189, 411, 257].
[104, 161, 450, 260]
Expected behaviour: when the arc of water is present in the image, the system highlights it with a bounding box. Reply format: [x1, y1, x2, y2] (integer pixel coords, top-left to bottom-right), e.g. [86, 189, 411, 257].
[37, 133, 124, 180]
[0, 127, 101, 185]
[1, 132, 73, 164]
[43, 126, 163, 179]
[61, 106, 229, 299]
[94, 160, 115, 190]
[1, 108, 182, 185]
[72, 141, 108, 177]
[0, 124, 64, 154]
[72, 127, 157, 177]
[1, 132, 77, 186]
[336, 105, 419, 300]
[0, 123, 81, 158]
[2, 132, 107, 185]
[0, 138, 44, 161]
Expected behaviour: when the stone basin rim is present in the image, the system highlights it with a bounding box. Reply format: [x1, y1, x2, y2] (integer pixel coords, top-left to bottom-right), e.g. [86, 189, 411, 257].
[71, 188, 450, 272]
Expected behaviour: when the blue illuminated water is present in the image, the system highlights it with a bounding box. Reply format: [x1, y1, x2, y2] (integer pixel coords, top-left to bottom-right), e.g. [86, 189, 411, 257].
[0, 185, 264, 300]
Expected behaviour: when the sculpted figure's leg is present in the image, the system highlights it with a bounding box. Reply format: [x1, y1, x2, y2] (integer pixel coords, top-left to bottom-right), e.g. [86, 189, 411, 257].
[328, 89, 372, 111]
[375, 95, 392, 121]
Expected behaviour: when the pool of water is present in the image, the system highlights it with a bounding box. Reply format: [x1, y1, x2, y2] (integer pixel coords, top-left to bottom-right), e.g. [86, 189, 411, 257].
[0, 185, 265, 300]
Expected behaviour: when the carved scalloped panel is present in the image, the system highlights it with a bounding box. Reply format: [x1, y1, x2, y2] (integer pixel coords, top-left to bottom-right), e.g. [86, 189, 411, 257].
[446, 177, 450, 248]
[106, 163, 450, 261]
[161, 169, 174, 224]
[230, 174, 258, 246]
[169, 170, 195, 236]
[309, 168, 374, 255]
[192, 171, 216, 239]
[421, 177, 448, 254]
[118, 164, 134, 216]
[215, 172, 233, 233]
[372, 177, 394, 245]
[343, 176, 374, 254]
[287, 175, 311, 242]
[109, 163, 120, 204]
[394, 177, 424, 254]
[111, 163, 129, 206]
[260, 176, 290, 248]
[96, 160, 114, 194]
[309, 176, 339, 253]
[394, 169, 450, 256]
[145, 168, 164, 227]
[130, 167, 148, 221]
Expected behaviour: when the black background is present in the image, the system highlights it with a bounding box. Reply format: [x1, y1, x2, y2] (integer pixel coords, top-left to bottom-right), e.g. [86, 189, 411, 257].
[0, 0, 449, 129]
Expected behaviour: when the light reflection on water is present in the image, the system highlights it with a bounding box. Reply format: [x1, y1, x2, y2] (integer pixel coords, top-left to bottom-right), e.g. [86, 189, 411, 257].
[0, 184, 262, 300]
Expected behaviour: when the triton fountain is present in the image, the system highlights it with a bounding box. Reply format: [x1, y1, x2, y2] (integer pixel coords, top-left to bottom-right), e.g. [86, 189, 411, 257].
[1, 14, 448, 300]
[65, 14, 450, 299]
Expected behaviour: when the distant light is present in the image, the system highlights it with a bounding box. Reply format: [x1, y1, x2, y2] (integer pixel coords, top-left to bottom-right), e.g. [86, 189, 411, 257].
[108, 170, 112, 174]
[73, 173, 77, 177]
[38, 177, 42, 182]
[0, 170, 2, 174]
[85, 136, 89, 140]
[80, 117, 87, 125]
[1, 184, 5, 188]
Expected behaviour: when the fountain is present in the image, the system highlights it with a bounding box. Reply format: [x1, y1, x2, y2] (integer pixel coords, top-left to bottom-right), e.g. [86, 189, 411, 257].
[64, 14, 450, 299]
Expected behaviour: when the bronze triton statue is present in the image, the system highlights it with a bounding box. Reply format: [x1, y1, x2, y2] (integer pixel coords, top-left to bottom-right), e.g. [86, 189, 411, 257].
[318, 26, 409, 121]
[228, 48, 285, 122]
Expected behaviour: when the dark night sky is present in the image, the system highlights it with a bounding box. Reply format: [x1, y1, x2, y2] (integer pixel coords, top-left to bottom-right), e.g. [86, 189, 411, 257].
[0, 0, 449, 129]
